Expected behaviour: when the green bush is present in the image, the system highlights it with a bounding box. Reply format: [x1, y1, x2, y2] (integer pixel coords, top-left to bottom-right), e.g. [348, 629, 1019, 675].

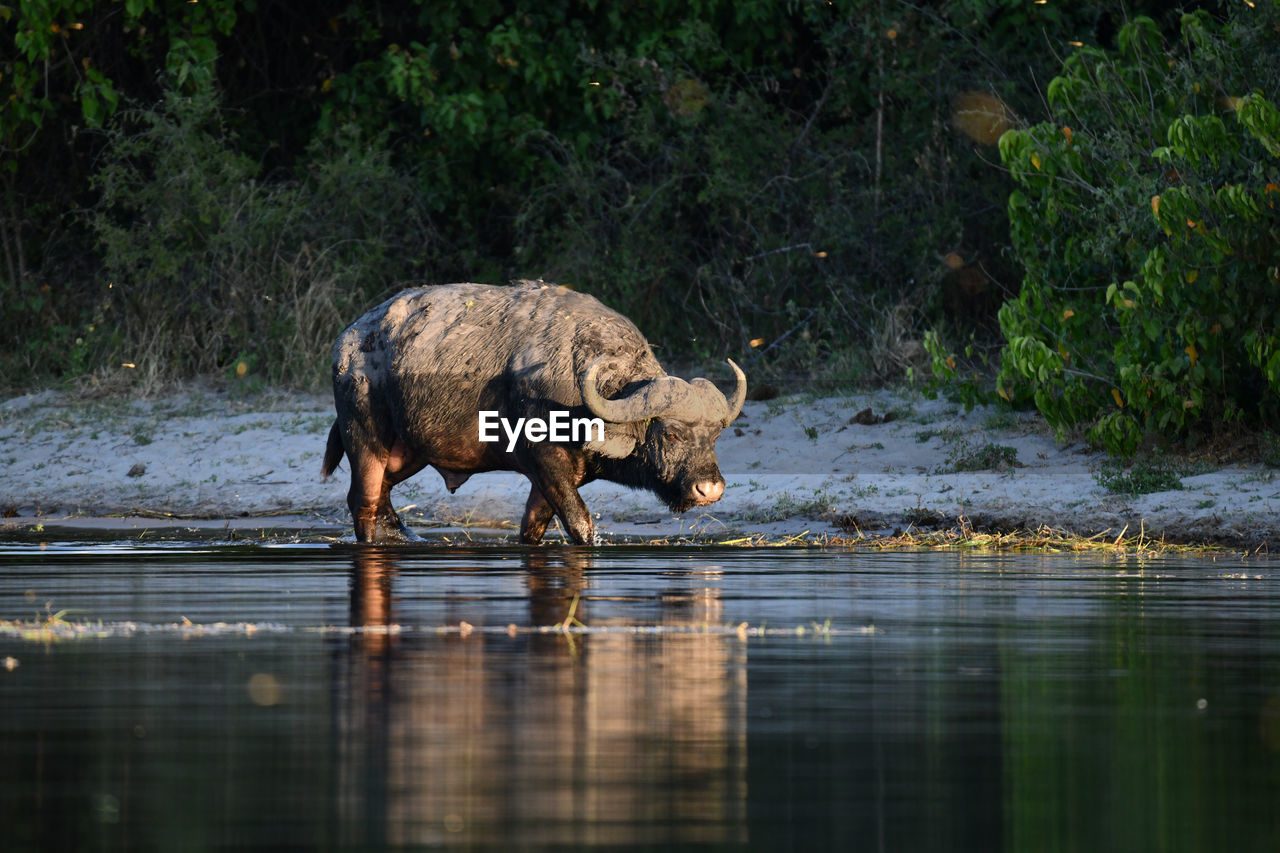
[989, 10, 1280, 454]
[940, 438, 1018, 474]
[1094, 459, 1184, 497]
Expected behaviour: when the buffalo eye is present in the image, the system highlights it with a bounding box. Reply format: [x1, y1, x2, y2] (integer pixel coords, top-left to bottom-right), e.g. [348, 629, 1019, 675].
[663, 429, 686, 443]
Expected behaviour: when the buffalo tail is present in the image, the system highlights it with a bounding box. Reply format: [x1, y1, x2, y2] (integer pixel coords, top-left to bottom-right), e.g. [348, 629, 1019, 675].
[321, 421, 344, 479]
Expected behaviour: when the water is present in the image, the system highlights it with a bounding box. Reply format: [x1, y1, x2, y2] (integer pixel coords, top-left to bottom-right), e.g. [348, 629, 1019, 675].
[2, 537, 1279, 851]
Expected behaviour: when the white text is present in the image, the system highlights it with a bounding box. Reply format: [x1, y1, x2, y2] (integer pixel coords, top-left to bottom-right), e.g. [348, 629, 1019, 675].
[478, 410, 605, 452]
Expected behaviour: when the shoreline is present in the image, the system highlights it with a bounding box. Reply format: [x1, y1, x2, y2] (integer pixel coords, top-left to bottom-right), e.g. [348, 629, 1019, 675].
[2, 383, 1278, 551]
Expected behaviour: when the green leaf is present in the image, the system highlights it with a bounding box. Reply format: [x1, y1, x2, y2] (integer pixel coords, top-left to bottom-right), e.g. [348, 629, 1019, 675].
[1237, 93, 1280, 157]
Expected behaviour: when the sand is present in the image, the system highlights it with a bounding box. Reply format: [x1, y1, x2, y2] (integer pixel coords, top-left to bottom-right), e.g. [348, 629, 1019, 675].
[1, 383, 1277, 547]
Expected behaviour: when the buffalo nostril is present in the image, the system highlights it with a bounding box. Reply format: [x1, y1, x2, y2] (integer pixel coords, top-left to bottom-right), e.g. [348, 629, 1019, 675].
[694, 480, 725, 502]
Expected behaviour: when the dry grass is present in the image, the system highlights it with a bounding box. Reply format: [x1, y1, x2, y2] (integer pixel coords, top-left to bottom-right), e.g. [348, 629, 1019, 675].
[706, 518, 1257, 555]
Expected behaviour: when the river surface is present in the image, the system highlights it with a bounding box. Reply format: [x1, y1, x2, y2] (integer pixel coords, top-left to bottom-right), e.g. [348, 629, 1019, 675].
[1, 536, 1278, 850]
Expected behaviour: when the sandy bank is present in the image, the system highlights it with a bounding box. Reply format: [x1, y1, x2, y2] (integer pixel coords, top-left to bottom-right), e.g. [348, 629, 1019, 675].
[1, 384, 1277, 548]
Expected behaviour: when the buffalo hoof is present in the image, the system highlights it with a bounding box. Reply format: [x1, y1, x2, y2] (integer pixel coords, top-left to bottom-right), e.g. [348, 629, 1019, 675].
[359, 510, 422, 544]
[372, 524, 421, 544]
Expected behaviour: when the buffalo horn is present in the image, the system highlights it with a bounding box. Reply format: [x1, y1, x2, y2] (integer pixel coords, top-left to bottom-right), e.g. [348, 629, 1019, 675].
[723, 358, 747, 426]
[581, 357, 686, 423]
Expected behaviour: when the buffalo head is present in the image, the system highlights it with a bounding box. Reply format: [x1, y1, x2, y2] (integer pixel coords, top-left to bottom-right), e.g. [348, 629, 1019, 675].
[581, 357, 747, 513]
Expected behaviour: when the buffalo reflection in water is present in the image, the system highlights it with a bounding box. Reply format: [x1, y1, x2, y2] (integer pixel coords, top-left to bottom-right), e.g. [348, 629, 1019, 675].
[334, 548, 748, 847]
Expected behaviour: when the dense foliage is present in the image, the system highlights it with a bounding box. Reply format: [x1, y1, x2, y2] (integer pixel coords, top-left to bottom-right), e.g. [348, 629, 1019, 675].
[979, 9, 1280, 453]
[3, 0, 1256, 427]
[2, 0, 1145, 389]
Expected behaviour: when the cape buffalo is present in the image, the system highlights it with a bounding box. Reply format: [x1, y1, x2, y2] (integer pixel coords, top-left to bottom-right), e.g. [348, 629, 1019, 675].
[322, 282, 746, 544]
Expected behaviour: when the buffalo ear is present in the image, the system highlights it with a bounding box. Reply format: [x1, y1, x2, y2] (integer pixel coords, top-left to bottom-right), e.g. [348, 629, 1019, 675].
[585, 429, 636, 459]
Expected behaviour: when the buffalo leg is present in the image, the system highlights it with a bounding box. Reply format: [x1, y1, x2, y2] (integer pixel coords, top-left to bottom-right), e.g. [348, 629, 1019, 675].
[529, 477, 594, 545]
[379, 454, 427, 542]
[373, 480, 421, 542]
[347, 453, 383, 543]
[520, 486, 555, 545]
[348, 453, 419, 543]
[524, 447, 595, 545]
[552, 488, 595, 545]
